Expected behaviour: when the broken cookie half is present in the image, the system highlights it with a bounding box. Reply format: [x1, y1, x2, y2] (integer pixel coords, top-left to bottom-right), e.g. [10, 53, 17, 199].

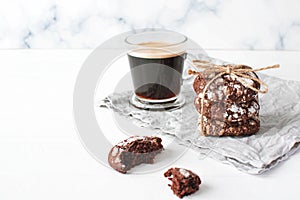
[108, 136, 163, 174]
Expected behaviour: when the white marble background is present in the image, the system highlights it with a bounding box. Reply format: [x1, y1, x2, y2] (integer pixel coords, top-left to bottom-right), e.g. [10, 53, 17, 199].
[0, 0, 299, 50]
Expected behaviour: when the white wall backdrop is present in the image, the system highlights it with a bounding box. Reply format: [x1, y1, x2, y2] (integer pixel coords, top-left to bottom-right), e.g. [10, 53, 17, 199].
[0, 0, 299, 50]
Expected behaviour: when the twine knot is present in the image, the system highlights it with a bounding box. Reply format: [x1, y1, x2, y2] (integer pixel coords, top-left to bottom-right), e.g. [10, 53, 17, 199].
[226, 66, 232, 74]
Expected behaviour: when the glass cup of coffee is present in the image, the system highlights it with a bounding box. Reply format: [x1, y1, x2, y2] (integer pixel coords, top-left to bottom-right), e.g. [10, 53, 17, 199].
[125, 30, 188, 110]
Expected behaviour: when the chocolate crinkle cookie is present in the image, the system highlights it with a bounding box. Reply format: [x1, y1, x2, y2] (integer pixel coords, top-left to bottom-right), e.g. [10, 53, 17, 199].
[108, 136, 163, 174]
[193, 66, 261, 136]
[164, 167, 201, 198]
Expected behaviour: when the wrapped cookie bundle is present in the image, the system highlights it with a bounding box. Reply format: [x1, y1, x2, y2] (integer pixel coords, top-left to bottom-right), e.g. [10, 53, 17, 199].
[189, 61, 279, 137]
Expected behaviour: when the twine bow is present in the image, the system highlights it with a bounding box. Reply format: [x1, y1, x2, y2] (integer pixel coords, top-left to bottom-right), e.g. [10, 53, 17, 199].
[188, 60, 280, 135]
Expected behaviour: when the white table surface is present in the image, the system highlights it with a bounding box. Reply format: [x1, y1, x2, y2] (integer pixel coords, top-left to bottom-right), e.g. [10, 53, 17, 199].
[1, 49, 300, 200]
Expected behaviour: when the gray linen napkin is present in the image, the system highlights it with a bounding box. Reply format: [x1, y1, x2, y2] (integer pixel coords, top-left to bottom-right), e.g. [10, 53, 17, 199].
[99, 70, 300, 175]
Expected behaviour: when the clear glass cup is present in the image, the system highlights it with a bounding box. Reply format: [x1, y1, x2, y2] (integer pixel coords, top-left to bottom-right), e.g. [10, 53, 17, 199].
[125, 30, 187, 110]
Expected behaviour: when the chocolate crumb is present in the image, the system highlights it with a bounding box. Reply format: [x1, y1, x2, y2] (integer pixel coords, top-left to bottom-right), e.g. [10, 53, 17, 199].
[164, 167, 201, 198]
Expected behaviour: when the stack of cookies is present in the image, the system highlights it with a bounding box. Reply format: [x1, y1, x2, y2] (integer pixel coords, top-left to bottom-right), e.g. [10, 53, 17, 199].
[193, 66, 261, 136]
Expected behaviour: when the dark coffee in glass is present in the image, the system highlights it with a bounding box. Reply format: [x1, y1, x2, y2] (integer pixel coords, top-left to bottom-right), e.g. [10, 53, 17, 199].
[128, 47, 185, 101]
[125, 31, 187, 110]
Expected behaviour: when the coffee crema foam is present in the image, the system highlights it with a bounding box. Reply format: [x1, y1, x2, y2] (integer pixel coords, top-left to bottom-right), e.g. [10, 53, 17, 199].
[128, 42, 185, 59]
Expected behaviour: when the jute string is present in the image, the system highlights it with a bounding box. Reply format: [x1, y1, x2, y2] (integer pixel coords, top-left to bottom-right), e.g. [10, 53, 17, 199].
[188, 60, 280, 135]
